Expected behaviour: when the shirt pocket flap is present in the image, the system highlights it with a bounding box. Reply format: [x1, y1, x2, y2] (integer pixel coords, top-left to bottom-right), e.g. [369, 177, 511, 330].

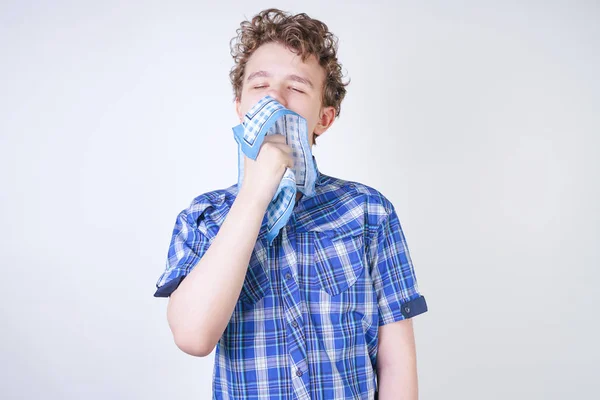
[313, 227, 365, 296]
[305, 214, 365, 239]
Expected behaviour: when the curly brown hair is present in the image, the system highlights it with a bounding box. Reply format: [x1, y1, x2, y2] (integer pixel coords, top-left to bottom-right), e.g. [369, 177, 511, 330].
[229, 8, 349, 144]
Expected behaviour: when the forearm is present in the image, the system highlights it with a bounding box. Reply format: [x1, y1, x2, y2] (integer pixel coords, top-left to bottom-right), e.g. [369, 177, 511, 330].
[167, 186, 268, 356]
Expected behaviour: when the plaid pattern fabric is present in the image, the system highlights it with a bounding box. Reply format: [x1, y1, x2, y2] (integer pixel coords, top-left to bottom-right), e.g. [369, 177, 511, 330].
[154, 160, 428, 399]
[233, 95, 317, 245]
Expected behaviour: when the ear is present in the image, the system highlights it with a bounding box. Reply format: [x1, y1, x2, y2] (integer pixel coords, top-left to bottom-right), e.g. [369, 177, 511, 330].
[314, 106, 336, 137]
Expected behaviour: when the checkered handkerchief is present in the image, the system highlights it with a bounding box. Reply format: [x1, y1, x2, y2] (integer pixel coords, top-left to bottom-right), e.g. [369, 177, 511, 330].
[233, 95, 317, 244]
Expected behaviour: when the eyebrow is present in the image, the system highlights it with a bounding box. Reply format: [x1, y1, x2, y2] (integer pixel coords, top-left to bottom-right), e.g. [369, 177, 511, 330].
[246, 70, 314, 89]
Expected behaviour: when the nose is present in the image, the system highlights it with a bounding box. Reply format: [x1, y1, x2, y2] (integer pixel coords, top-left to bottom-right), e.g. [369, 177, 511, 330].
[266, 86, 287, 107]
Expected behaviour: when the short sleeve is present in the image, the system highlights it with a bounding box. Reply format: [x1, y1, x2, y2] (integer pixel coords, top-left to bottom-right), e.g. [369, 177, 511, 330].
[153, 207, 211, 298]
[368, 207, 428, 325]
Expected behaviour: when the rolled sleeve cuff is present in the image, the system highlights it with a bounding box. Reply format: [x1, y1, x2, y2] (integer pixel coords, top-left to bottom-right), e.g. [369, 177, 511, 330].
[380, 294, 428, 325]
[400, 295, 428, 318]
[153, 275, 186, 298]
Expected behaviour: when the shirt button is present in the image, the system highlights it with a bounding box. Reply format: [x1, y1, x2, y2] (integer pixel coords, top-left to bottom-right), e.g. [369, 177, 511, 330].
[296, 369, 303, 377]
[285, 273, 292, 280]
[291, 321, 298, 328]
[404, 306, 411, 313]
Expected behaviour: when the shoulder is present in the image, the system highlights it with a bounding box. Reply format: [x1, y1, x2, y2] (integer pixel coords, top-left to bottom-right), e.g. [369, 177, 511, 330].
[316, 174, 398, 229]
[176, 183, 238, 234]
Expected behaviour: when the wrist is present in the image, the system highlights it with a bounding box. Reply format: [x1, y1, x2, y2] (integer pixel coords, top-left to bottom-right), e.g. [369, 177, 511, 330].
[236, 185, 271, 211]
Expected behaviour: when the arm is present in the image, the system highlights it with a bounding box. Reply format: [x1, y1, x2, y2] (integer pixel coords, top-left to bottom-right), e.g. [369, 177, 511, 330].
[166, 135, 293, 357]
[376, 318, 419, 400]
[166, 186, 268, 357]
[367, 201, 428, 399]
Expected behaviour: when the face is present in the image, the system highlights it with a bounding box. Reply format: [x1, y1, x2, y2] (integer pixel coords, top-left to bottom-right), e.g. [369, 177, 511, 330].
[235, 42, 336, 147]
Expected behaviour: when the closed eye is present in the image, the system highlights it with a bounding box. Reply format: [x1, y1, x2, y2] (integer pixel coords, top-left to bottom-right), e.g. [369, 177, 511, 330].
[291, 87, 305, 93]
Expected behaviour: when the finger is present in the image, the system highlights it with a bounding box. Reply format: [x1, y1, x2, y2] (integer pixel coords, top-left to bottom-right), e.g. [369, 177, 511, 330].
[264, 134, 287, 143]
[271, 142, 293, 154]
[285, 153, 294, 169]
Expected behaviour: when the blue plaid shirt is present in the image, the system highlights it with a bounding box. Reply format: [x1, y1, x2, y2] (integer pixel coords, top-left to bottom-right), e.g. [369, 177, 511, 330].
[154, 158, 428, 399]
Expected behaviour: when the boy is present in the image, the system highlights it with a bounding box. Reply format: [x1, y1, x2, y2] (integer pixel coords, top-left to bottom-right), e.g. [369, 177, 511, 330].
[154, 8, 428, 400]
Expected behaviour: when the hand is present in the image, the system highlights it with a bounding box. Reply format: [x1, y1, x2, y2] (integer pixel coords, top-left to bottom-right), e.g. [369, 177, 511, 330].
[240, 134, 294, 207]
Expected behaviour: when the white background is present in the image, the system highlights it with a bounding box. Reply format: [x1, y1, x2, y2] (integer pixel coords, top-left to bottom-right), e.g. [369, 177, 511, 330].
[1, 1, 598, 399]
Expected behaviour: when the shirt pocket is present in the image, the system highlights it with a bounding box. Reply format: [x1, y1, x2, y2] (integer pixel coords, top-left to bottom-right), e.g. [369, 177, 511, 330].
[313, 226, 366, 296]
[238, 237, 271, 305]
